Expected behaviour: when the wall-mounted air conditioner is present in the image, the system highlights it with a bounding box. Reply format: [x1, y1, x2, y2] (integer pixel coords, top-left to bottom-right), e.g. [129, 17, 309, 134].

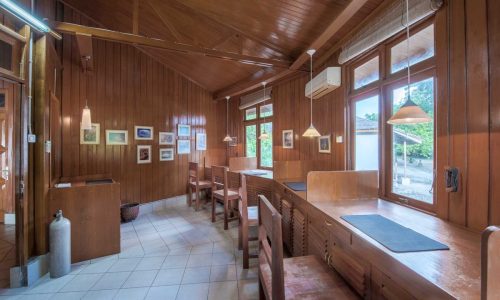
[305, 67, 341, 99]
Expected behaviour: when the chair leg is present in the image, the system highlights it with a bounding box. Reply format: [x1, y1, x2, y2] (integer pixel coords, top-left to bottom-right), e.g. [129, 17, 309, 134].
[259, 277, 265, 300]
[238, 217, 243, 250]
[195, 188, 200, 211]
[224, 199, 229, 230]
[211, 193, 216, 223]
[187, 186, 192, 207]
[242, 222, 249, 269]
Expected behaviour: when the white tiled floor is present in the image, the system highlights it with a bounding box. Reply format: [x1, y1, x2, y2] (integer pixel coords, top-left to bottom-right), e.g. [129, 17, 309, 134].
[0, 197, 259, 300]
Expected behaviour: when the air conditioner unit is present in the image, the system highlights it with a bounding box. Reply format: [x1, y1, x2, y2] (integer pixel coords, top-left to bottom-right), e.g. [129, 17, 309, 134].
[305, 67, 341, 99]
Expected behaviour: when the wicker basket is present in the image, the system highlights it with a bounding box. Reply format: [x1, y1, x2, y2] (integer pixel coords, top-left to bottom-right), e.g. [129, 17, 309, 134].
[120, 202, 140, 222]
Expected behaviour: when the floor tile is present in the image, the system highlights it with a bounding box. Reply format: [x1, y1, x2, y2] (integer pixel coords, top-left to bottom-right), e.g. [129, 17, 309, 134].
[175, 283, 209, 300]
[152, 268, 184, 286]
[212, 252, 236, 265]
[208, 281, 239, 300]
[59, 274, 103, 292]
[186, 254, 212, 267]
[90, 272, 130, 290]
[161, 255, 189, 269]
[113, 287, 149, 300]
[79, 260, 115, 274]
[108, 258, 141, 272]
[122, 270, 158, 288]
[181, 267, 210, 284]
[210, 265, 237, 282]
[135, 257, 166, 271]
[50, 291, 86, 300]
[144, 285, 178, 300]
[82, 289, 118, 300]
[24, 275, 75, 294]
[238, 279, 259, 300]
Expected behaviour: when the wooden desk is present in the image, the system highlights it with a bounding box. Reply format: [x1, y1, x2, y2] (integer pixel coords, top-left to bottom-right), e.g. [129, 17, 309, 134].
[273, 177, 481, 299]
[48, 179, 121, 263]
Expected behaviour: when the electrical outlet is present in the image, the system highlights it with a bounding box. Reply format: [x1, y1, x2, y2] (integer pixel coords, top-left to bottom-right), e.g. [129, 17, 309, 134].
[336, 135, 343, 143]
[45, 141, 52, 153]
[28, 134, 36, 143]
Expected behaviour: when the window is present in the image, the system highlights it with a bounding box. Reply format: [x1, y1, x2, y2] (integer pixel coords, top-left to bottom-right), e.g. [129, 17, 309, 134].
[354, 95, 379, 170]
[349, 20, 436, 211]
[390, 24, 434, 74]
[390, 77, 434, 204]
[244, 102, 273, 169]
[353, 56, 379, 89]
[245, 107, 257, 120]
[0, 40, 13, 71]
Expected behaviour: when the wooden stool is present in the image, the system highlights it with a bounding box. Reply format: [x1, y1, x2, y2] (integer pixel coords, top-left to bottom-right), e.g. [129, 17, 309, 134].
[482, 226, 500, 299]
[238, 174, 259, 269]
[211, 166, 240, 230]
[187, 162, 211, 211]
[257, 195, 359, 300]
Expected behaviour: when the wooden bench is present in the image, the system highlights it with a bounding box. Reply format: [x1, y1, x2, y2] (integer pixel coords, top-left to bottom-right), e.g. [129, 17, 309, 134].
[257, 194, 359, 300]
[482, 226, 500, 300]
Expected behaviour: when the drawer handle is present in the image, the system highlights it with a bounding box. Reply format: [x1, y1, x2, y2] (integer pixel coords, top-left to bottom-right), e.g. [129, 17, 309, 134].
[324, 220, 333, 226]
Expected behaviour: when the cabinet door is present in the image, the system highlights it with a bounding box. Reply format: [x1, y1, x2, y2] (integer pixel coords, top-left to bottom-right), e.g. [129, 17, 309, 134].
[292, 208, 306, 256]
[371, 267, 415, 300]
[281, 198, 293, 254]
[307, 208, 327, 259]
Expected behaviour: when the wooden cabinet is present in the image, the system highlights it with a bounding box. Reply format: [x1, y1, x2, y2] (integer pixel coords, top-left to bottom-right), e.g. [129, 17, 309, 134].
[292, 208, 306, 256]
[281, 198, 293, 253]
[371, 267, 415, 300]
[307, 205, 327, 259]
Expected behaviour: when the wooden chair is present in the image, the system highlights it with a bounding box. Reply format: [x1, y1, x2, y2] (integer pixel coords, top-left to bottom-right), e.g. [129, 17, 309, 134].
[238, 174, 259, 269]
[211, 165, 240, 230]
[187, 162, 211, 211]
[481, 226, 500, 300]
[257, 195, 359, 300]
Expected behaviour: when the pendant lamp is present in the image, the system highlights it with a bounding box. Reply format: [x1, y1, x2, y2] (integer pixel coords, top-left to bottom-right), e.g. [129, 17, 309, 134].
[223, 96, 233, 142]
[387, 0, 431, 125]
[302, 49, 321, 137]
[258, 82, 269, 140]
[81, 56, 92, 130]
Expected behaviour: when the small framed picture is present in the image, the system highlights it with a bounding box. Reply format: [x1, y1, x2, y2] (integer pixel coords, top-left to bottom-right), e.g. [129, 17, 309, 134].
[135, 126, 153, 140]
[196, 133, 207, 151]
[80, 123, 100, 145]
[159, 132, 175, 145]
[318, 135, 331, 153]
[137, 145, 152, 164]
[177, 124, 191, 137]
[177, 139, 190, 154]
[282, 130, 293, 149]
[106, 130, 128, 145]
[159, 148, 174, 161]
[229, 137, 237, 147]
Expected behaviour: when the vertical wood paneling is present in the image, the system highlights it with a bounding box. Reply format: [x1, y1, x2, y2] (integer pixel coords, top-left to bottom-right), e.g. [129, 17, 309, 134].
[59, 7, 226, 204]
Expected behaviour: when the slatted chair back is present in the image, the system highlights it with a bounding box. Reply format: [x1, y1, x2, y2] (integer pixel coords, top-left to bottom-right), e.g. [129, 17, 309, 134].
[482, 226, 500, 300]
[258, 194, 285, 300]
[246, 175, 272, 207]
[239, 174, 249, 222]
[211, 165, 228, 196]
[188, 162, 200, 186]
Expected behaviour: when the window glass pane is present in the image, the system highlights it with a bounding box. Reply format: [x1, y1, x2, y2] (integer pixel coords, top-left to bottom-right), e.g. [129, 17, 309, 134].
[246, 125, 257, 157]
[245, 107, 257, 120]
[391, 77, 434, 204]
[260, 122, 273, 168]
[354, 56, 379, 89]
[391, 24, 435, 74]
[0, 40, 13, 71]
[354, 95, 379, 170]
[260, 103, 273, 118]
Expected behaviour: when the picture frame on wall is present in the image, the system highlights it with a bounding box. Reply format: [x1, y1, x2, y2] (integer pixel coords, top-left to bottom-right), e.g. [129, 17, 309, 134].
[177, 139, 190, 154]
[105, 130, 128, 145]
[159, 132, 175, 145]
[196, 133, 207, 151]
[318, 135, 331, 153]
[282, 130, 293, 149]
[159, 148, 174, 161]
[229, 137, 237, 147]
[135, 126, 154, 140]
[177, 124, 191, 137]
[80, 123, 100, 145]
[137, 145, 152, 164]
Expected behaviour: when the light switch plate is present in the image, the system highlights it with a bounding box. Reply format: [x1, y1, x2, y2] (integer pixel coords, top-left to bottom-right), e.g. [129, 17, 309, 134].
[45, 141, 52, 153]
[28, 134, 36, 143]
[336, 135, 343, 143]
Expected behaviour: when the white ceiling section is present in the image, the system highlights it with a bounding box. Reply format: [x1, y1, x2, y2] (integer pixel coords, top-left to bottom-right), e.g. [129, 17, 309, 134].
[338, 0, 442, 64]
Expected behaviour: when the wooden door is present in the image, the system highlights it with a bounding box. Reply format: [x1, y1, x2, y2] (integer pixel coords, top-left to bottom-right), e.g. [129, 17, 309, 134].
[0, 88, 13, 223]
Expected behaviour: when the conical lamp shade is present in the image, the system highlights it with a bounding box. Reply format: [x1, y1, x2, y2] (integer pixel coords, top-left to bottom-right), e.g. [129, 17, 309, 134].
[81, 105, 92, 130]
[387, 99, 432, 125]
[258, 132, 269, 140]
[302, 124, 321, 137]
[223, 135, 233, 142]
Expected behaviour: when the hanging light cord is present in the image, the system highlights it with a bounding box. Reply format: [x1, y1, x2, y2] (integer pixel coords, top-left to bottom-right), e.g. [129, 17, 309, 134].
[309, 52, 313, 126]
[405, 0, 411, 101]
[226, 97, 229, 136]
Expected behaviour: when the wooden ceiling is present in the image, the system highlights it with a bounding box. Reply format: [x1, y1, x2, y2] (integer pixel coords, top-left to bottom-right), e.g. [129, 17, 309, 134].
[58, 0, 384, 96]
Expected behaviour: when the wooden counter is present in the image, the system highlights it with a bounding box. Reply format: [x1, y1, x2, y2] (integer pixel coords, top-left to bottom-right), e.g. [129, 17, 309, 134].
[273, 175, 481, 299]
[48, 178, 121, 263]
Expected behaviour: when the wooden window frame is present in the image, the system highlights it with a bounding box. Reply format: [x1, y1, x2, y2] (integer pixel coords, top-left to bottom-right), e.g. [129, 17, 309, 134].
[243, 101, 273, 170]
[347, 17, 437, 213]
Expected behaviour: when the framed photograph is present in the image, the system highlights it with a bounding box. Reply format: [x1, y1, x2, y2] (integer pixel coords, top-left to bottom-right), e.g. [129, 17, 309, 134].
[106, 130, 128, 145]
[177, 124, 191, 137]
[159, 132, 175, 145]
[282, 130, 293, 149]
[137, 145, 152, 164]
[229, 137, 237, 147]
[318, 135, 331, 153]
[135, 126, 153, 140]
[177, 139, 190, 154]
[80, 123, 100, 145]
[196, 133, 207, 151]
[159, 148, 174, 161]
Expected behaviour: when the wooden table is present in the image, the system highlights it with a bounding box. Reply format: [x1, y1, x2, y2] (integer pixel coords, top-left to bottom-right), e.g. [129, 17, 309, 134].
[273, 177, 481, 299]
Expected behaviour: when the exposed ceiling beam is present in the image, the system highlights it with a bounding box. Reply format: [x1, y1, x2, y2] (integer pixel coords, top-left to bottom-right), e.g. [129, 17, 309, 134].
[53, 21, 292, 68]
[289, 0, 369, 70]
[214, 0, 369, 100]
[169, 0, 288, 57]
[146, 0, 189, 43]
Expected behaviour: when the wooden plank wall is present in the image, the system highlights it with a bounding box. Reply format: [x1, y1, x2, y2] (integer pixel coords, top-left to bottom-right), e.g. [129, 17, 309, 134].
[228, 0, 499, 231]
[59, 7, 226, 204]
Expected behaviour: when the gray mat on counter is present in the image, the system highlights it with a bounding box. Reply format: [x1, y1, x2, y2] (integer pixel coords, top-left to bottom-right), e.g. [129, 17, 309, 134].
[283, 182, 307, 191]
[340, 214, 449, 253]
